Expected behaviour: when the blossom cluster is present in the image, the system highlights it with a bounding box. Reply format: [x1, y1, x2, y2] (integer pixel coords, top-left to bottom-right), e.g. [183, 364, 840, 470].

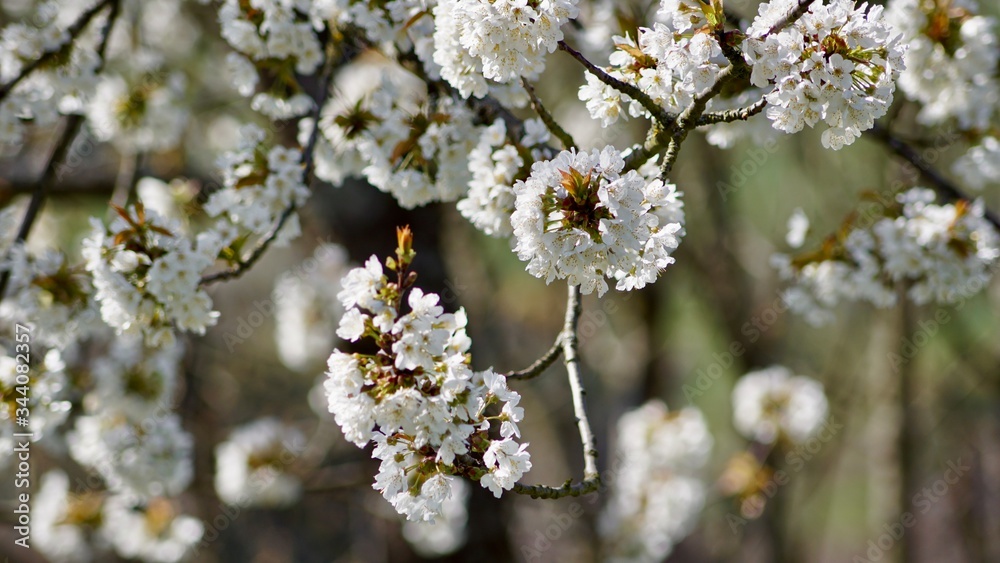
[82, 202, 223, 346]
[774, 188, 1000, 325]
[0, 245, 94, 348]
[86, 70, 189, 153]
[598, 401, 712, 562]
[1, 347, 72, 447]
[511, 146, 685, 296]
[434, 0, 579, 94]
[206, 123, 309, 240]
[35, 470, 203, 563]
[731, 365, 829, 445]
[0, 1, 105, 150]
[218, 0, 326, 119]
[457, 118, 553, 237]
[312, 73, 480, 209]
[273, 243, 354, 371]
[325, 234, 530, 520]
[955, 136, 1000, 190]
[886, 0, 998, 130]
[578, 22, 729, 126]
[743, 0, 906, 149]
[215, 417, 306, 508]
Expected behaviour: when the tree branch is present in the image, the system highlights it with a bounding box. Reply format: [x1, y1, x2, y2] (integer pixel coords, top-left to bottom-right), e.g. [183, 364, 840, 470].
[0, 0, 114, 104]
[505, 334, 563, 381]
[866, 123, 1000, 232]
[696, 96, 768, 126]
[507, 285, 600, 499]
[557, 40, 674, 126]
[763, 0, 813, 37]
[660, 63, 740, 179]
[521, 78, 576, 149]
[563, 284, 600, 482]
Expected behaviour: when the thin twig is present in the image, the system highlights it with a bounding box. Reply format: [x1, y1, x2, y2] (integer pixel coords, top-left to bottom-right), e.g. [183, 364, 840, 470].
[0, 0, 114, 104]
[558, 40, 674, 126]
[0, 0, 120, 302]
[696, 96, 768, 126]
[521, 78, 576, 149]
[511, 478, 601, 499]
[510, 284, 601, 500]
[763, 0, 813, 37]
[866, 123, 1000, 232]
[505, 335, 563, 380]
[199, 41, 337, 287]
[562, 284, 600, 482]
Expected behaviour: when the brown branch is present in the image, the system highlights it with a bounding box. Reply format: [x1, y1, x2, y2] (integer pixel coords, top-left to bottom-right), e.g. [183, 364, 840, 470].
[660, 63, 740, 179]
[558, 40, 674, 126]
[521, 78, 576, 149]
[510, 284, 601, 500]
[866, 123, 1000, 232]
[763, 0, 813, 37]
[696, 96, 768, 126]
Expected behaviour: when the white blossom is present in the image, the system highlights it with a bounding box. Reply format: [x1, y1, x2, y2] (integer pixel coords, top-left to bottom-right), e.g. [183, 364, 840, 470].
[954, 136, 1000, 190]
[886, 0, 998, 130]
[434, 0, 580, 88]
[325, 252, 530, 519]
[214, 418, 305, 508]
[273, 243, 353, 371]
[511, 146, 685, 296]
[743, 0, 906, 149]
[599, 401, 712, 563]
[68, 410, 194, 499]
[732, 365, 829, 444]
[101, 495, 203, 563]
[775, 187, 1000, 324]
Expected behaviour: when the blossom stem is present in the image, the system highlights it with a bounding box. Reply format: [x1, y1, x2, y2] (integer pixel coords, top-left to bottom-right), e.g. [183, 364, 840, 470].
[0, 0, 120, 303]
[521, 78, 576, 149]
[0, 0, 115, 104]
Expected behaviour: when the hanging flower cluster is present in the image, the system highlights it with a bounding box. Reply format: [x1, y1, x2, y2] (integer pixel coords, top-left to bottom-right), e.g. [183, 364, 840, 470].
[434, 0, 580, 90]
[325, 228, 530, 520]
[599, 401, 713, 562]
[82, 202, 224, 346]
[731, 365, 829, 445]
